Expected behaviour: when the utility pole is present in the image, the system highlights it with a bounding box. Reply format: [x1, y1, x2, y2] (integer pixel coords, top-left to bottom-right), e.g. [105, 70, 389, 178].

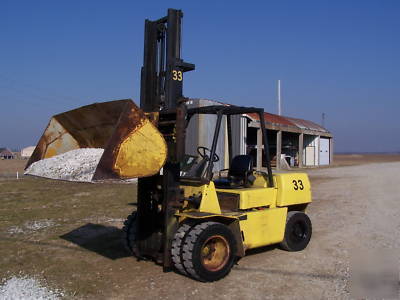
[278, 80, 282, 115]
[276, 80, 282, 170]
[322, 112, 325, 128]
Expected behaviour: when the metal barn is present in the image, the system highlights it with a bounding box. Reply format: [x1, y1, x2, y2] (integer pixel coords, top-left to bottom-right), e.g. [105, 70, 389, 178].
[186, 99, 333, 170]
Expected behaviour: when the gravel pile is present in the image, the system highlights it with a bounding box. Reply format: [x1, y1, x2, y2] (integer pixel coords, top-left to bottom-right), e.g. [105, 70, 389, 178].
[24, 148, 104, 182]
[0, 275, 64, 300]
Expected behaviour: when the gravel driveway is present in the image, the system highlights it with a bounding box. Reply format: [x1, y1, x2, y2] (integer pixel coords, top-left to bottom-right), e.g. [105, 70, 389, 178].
[1, 161, 399, 299]
[108, 161, 400, 299]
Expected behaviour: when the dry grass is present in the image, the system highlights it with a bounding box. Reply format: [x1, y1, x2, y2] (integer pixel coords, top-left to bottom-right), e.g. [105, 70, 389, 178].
[0, 176, 137, 298]
[333, 153, 400, 166]
[0, 159, 26, 174]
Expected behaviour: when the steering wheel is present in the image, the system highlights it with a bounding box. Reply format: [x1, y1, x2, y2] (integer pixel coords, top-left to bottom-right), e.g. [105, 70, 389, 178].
[197, 146, 219, 162]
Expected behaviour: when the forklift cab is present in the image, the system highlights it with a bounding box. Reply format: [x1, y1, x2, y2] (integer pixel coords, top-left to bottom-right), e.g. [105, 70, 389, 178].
[181, 105, 274, 189]
[213, 154, 255, 188]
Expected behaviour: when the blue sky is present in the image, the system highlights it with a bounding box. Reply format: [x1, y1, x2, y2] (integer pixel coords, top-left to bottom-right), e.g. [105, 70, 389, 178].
[1, 0, 399, 152]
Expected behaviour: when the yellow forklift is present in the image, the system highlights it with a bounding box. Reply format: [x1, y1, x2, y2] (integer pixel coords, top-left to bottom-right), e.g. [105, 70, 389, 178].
[26, 9, 312, 282]
[124, 9, 313, 281]
[123, 103, 312, 282]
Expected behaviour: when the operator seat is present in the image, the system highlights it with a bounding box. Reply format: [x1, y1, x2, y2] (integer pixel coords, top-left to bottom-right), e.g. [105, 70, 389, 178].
[214, 155, 255, 189]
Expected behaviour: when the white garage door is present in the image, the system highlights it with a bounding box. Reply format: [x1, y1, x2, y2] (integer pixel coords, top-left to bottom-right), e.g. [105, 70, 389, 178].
[320, 138, 330, 165]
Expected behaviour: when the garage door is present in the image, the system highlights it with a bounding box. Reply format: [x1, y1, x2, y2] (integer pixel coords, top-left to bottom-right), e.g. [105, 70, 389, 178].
[319, 138, 330, 165]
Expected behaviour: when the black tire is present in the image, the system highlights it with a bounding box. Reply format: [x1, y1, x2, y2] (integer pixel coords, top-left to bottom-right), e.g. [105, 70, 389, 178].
[122, 211, 138, 255]
[182, 222, 237, 282]
[171, 223, 193, 275]
[280, 211, 312, 252]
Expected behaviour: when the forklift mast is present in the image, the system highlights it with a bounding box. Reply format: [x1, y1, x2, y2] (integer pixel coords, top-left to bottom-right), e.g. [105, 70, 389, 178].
[137, 9, 194, 268]
[140, 9, 195, 112]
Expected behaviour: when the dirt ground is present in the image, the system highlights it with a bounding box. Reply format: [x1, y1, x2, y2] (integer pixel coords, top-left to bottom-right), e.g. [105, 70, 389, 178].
[1, 153, 400, 174]
[1, 155, 399, 299]
[0, 158, 27, 175]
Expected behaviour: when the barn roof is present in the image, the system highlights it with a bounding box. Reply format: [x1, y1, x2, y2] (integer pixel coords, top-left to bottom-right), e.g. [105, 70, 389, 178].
[246, 112, 331, 136]
[189, 98, 332, 137]
[0, 148, 14, 156]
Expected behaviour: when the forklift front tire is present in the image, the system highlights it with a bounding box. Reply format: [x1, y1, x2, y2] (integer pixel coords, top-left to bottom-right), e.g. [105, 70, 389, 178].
[171, 223, 193, 275]
[182, 221, 237, 282]
[122, 211, 138, 255]
[280, 211, 312, 252]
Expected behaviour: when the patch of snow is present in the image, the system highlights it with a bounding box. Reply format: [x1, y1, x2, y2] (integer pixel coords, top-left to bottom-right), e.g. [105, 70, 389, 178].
[25, 220, 55, 231]
[0, 275, 65, 300]
[104, 218, 125, 223]
[7, 226, 24, 234]
[24, 148, 104, 182]
[7, 220, 55, 235]
[123, 178, 138, 183]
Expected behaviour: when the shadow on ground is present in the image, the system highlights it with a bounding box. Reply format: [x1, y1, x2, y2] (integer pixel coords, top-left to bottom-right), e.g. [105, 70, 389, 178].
[60, 223, 131, 260]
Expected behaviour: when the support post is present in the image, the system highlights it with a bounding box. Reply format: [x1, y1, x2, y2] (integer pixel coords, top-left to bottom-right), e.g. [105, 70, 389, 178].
[227, 115, 232, 166]
[329, 138, 334, 164]
[256, 127, 262, 171]
[299, 133, 304, 168]
[276, 131, 282, 170]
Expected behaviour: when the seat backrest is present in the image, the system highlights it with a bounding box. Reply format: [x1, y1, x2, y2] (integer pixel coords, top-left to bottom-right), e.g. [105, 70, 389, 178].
[228, 155, 253, 179]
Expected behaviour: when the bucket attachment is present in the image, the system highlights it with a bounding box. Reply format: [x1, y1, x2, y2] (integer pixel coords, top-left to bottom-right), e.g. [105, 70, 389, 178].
[26, 99, 167, 181]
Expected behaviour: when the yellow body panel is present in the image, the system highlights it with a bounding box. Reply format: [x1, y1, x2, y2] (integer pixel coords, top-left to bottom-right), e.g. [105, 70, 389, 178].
[181, 182, 221, 214]
[252, 173, 270, 188]
[180, 172, 311, 252]
[239, 207, 287, 249]
[199, 182, 221, 214]
[114, 118, 167, 178]
[181, 184, 202, 198]
[274, 173, 312, 207]
[216, 186, 277, 209]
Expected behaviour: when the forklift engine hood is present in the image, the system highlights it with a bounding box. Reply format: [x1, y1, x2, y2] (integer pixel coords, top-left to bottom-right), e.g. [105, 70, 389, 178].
[25, 99, 167, 181]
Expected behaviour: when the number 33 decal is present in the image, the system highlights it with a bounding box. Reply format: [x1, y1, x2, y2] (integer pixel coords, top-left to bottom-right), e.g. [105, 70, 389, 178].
[172, 70, 183, 81]
[293, 180, 304, 191]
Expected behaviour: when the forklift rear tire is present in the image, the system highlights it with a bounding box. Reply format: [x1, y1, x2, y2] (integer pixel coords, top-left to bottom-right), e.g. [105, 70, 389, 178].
[122, 211, 137, 255]
[182, 222, 237, 282]
[280, 211, 312, 252]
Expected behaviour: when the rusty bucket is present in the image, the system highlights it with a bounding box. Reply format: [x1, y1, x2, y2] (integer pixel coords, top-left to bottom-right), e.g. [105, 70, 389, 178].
[26, 99, 167, 180]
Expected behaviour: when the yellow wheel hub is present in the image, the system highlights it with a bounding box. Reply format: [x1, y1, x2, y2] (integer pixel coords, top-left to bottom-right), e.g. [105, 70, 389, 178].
[200, 235, 230, 272]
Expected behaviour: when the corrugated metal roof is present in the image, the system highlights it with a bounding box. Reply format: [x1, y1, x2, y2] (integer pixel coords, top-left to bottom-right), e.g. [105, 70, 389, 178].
[285, 117, 328, 132]
[247, 112, 296, 127]
[189, 98, 330, 135]
[246, 112, 330, 134]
